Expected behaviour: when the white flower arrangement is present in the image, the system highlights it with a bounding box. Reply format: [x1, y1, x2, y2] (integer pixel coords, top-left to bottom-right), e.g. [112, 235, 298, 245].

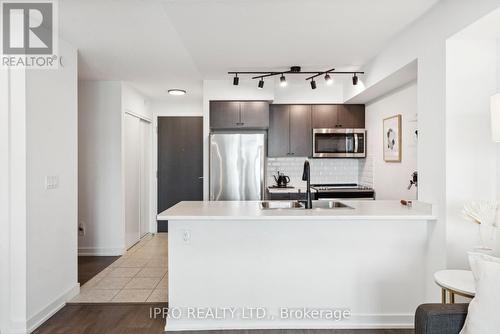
[462, 201, 498, 227]
[463, 201, 499, 251]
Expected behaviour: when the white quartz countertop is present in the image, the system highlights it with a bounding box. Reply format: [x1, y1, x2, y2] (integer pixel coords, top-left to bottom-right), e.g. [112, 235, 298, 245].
[157, 200, 436, 221]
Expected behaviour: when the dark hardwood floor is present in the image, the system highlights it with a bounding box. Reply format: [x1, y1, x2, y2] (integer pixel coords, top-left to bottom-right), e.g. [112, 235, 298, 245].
[78, 256, 120, 285]
[33, 255, 414, 333]
[33, 304, 413, 334]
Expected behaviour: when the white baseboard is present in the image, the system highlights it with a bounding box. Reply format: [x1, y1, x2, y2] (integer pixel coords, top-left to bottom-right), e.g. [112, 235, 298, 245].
[165, 314, 414, 331]
[27, 283, 80, 333]
[78, 247, 125, 256]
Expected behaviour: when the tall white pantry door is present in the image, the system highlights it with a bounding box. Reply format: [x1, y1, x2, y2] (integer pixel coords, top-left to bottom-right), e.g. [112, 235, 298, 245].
[124, 112, 151, 249]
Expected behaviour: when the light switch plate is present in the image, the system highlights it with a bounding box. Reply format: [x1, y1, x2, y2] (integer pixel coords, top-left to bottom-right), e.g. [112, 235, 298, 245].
[45, 176, 59, 190]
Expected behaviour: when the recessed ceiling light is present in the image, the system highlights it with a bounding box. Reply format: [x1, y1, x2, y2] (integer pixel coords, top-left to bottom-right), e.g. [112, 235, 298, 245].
[168, 89, 186, 96]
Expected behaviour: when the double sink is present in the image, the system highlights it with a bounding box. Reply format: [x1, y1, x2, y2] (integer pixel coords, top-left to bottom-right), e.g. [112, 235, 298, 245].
[260, 200, 353, 210]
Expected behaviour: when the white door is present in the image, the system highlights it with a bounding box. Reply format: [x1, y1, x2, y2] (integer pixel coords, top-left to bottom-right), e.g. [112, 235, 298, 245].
[124, 113, 141, 248]
[140, 119, 151, 237]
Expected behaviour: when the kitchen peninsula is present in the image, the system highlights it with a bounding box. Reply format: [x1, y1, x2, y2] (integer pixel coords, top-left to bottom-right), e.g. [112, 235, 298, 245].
[158, 200, 437, 330]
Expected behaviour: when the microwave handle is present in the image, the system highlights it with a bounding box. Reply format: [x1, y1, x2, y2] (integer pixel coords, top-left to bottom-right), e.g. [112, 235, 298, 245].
[354, 134, 359, 153]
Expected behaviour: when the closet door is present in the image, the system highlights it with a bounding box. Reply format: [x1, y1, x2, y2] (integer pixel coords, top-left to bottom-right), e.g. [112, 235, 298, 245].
[124, 113, 141, 248]
[140, 119, 151, 237]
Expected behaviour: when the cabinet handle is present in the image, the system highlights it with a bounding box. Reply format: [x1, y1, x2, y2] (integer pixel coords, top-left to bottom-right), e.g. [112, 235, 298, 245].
[289, 152, 295, 155]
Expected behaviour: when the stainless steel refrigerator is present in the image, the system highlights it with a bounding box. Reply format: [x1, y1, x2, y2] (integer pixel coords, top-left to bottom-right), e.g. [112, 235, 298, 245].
[209, 132, 266, 201]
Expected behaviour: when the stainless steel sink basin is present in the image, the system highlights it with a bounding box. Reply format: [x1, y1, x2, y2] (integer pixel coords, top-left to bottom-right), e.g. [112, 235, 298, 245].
[259, 200, 352, 210]
[260, 201, 304, 209]
[312, 200, 353, 209]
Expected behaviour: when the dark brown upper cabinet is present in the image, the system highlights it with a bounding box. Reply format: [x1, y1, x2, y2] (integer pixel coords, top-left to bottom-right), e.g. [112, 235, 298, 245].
[337, 104, 365, 128]
[289, 105, 312, 157]
[268, 105, 289, 157]
[268, 104, 312, 157]
[210, 101, 269, 129]
[312, 104, 365, 128]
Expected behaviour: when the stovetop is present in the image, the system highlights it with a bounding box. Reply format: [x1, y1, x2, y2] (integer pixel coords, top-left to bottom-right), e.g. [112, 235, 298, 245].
[311, 183, 373, 192]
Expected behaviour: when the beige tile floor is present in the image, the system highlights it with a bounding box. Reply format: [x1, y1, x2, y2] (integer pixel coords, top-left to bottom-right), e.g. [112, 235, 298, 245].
[70, 233, 168, 303]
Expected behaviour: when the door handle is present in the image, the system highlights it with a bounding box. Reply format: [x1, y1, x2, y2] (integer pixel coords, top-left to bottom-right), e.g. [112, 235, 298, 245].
[198, 176, 204, 180]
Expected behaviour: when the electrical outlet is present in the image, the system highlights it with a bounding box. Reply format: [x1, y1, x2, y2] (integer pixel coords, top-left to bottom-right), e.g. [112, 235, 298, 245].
[45, 175, 59, 190]
[78, 221, 85, 236]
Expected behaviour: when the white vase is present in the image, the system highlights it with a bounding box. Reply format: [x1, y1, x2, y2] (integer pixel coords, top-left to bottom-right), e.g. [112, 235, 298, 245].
[475, 224, 496, 251]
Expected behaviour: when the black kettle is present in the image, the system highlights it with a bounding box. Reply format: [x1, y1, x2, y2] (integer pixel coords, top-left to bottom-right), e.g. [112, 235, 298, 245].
[273, 172, 290, 188]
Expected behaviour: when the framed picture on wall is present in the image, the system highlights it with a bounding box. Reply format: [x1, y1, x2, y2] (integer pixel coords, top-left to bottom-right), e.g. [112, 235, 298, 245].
[383, 115, 402, 162]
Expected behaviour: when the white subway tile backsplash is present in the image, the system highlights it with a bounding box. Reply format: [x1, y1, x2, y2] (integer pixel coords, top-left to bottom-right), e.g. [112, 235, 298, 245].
[267, 157, 360, 187]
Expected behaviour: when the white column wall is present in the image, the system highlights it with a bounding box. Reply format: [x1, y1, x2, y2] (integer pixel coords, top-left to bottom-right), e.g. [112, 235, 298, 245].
[341, 0, 500, 300]
[445, 39, 499, 268]
[0, 67, 28, 334]
[25, 40, 79, 331]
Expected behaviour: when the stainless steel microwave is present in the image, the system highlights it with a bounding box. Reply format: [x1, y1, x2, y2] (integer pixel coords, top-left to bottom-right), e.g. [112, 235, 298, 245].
[312, 128, 366, 158]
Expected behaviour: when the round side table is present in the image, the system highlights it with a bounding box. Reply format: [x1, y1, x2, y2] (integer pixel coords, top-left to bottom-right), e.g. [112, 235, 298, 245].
[434, 270, 475, 303]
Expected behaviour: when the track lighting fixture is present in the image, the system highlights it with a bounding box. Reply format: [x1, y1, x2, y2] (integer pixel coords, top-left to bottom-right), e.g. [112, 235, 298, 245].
[280, 74, 287, 87]
[228, 66, 363, 90]
[324, 73, 333, 85]
[352, 73, 358, 86]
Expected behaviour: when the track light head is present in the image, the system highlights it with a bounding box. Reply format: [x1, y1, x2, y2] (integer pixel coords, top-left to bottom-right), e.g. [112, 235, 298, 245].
[280, 74, 287, 87]
[324, 73, 333, 85]
[258, 78, 264, 89]
[233, 74, 239, 86]
[310, 79, 317, 90]
[352, 73, 358, 86]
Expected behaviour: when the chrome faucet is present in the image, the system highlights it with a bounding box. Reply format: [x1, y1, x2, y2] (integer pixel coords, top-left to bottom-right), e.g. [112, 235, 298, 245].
[302, 160, 313, 209]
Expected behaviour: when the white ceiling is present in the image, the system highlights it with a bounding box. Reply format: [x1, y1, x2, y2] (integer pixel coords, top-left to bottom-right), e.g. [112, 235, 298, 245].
[60, 0, 440, 101]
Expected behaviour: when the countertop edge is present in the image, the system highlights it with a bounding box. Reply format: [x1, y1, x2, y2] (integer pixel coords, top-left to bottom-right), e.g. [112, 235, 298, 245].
[158, 215, 437, 221]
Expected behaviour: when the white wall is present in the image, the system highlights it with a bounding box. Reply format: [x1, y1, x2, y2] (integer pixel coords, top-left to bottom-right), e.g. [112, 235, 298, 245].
[78, 81, 125, 255]
[1, 40, 78, 334]
[0, 68, 8, 334]
[446, 39, 499, 268]
[365, 82, 418, 200]
[342, 0, 500, 300]
[78, 81, 152, 254]
[122, 83, 152, 120]
[25, 39, 79, 330]
[497, 41, 500, 199]
[1, 67, 29, 334]
[150, 99, 202, 117]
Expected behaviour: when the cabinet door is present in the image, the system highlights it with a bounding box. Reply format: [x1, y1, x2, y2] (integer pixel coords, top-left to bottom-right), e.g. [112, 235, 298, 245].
[268, 105, 290, 157]
[240, 101, 269, 128]
[289, 105, 312, 157]
[312, 105, 338, 128]
[209, 101, 240, 129]
[337, 104, 365, 128]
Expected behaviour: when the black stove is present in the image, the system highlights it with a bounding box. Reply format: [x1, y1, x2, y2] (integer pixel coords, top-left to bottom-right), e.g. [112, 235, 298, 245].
[311, 183, 375, 199]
